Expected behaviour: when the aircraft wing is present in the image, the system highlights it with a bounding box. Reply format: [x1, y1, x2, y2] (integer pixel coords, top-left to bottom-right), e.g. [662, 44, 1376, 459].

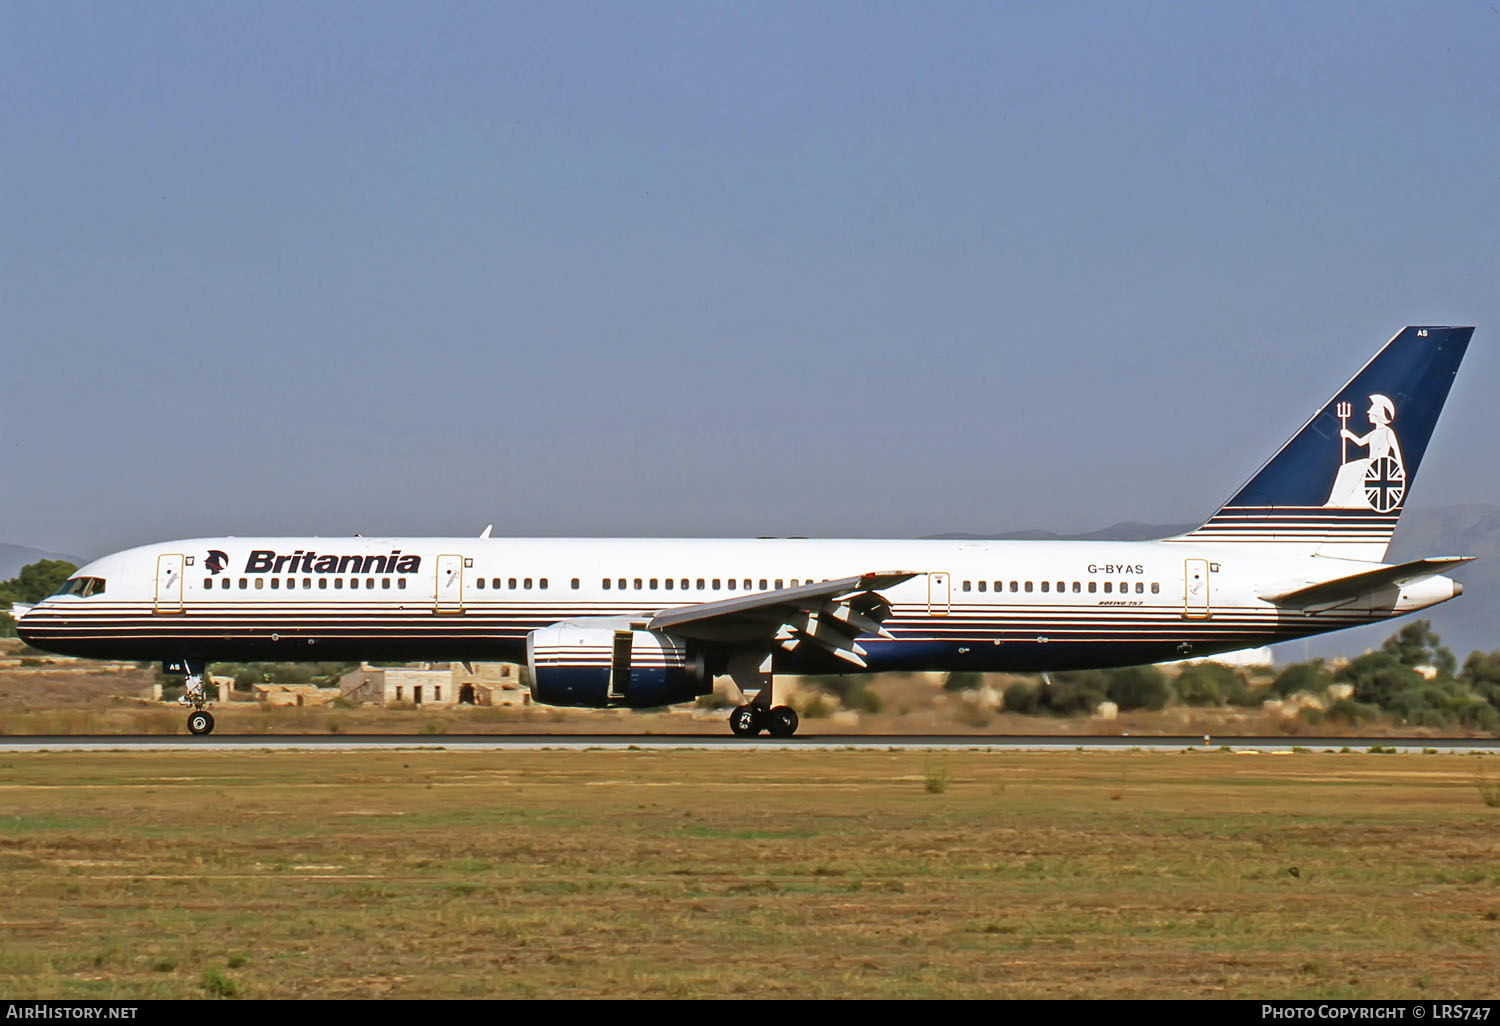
[1260, 557, 1473, 608]
[646, 571, 918, 667]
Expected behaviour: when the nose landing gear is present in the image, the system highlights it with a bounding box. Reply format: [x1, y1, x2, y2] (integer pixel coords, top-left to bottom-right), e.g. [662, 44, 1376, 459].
[166, 659, 215, 736]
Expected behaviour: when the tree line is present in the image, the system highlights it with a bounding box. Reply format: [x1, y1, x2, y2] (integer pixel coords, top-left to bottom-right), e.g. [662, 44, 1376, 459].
[948, 620, 1500, 733]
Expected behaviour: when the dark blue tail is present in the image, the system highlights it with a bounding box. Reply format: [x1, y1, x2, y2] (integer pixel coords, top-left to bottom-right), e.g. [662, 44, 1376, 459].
[1175, 326, 1473, 559]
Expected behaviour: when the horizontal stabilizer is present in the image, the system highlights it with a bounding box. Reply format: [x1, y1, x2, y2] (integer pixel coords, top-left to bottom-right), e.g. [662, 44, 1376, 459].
[1260, 556, 1473, 607]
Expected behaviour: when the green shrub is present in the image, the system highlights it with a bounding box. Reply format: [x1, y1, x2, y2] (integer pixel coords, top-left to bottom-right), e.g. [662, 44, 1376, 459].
[1003, 682, 1039, 715]
[202, 966, 239, 998]
[799, 694, 833, 719]
[1105, 666, 1171, 711]
[943, 671, 983, 692]
[1175, 663, 1243, 706]
[1272, 661, 1332, 698]
[1456, 702, 1500, 733]
[1326, 698, 1381, 725]
[818, 675, 882, 713]
[1337, 651, 1426, 709]
[1039, 671, 1110, 715]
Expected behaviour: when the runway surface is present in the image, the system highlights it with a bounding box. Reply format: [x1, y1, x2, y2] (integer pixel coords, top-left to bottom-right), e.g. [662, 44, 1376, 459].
[2, 733, 1497, 753]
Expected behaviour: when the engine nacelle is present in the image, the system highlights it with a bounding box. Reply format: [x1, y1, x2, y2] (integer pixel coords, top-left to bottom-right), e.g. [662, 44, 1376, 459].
[526, 622, 709, 708]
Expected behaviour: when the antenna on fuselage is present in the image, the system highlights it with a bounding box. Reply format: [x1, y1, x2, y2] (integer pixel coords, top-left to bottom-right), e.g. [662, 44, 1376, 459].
[479, 524, 493, 539]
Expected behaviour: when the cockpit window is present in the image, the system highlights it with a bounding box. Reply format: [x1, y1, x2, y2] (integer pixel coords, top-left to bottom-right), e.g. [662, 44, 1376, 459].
[52, 577, 107, 597]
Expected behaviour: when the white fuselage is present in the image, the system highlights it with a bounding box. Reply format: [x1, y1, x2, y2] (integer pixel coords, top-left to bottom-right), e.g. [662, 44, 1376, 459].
[16, 535, 1461, 676]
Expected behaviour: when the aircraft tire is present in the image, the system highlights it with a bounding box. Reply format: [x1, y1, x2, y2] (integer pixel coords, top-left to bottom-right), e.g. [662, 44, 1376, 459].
[729, 705, 761, 737]
[767, 706, 799, 738]
[187, 711, 215, 736]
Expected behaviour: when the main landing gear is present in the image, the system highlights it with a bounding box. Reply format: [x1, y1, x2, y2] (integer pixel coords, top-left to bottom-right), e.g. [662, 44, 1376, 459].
[724, 651, 799, 738]
[729, 703, 799, 738]
[172, 660, 215, 735]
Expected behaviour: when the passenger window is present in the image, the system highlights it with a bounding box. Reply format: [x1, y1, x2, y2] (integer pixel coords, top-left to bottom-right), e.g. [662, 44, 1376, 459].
[1040, 581, 1048, 592]
[603, 579, 611, 590]
[255, 578, 265, 590]
[203, 577, 213, 589]
[223, 578, 231, 590]
[1103, 582, 1112, 593]
[397, 579, 406, 590]
[744, 579, 752, 590]
[492, 578, 500, 589]
[382, 579, 391, 589]
[318, 578, 328, 590]
[303, 578, 311, 589]
[650, 578, 658, 590]
[1024, 581, 1033, 593]
[633, 579, 642, 590]
[697, 579, 705, 590]
[664, 579, 673, 591]
[977, 581, 986, 592]
[367, 577, 375, 589]
[540, 578, 548, 590]
[775, 579, 783, 589]
[680, 579, 689, 590]
[287, 578, 295, 590]
[1009, 581, 1018, 593]
[962, 580, 971, 592]
[727, 579, 736, 591]
[618, 578, 626, 590]
[1056, 582, 1064, 592]
[759, 580, 767, 590]
[712, 579, 721, 590]
[1119, 582, 1127, 593]
[572, 578, 580, 590]
[335, 579, 344, 590]
[477, 578, 485, 589]
[1072, 582, 1080, 593]
[350, 579, 359, 590]
[525, 578, 533, 590]
[791, 580, 799, 588]
[1088, 581, 1096, 593]
[1151, 582, 1160, 594]
[510, 578, 519, 590]
[1136, 582, 1144, 594]
[239, 578, 248, 589]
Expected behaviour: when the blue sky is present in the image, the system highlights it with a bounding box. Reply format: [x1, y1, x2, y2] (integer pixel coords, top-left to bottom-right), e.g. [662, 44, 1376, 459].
[3, 1, 1497, 557]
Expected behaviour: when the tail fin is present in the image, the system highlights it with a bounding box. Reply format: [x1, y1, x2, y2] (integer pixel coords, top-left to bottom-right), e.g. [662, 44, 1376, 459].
[1174, 325, 1473, 561]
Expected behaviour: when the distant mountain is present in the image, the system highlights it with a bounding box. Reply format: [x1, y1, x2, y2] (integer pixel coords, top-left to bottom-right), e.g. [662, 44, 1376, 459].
[0, 543, 82, 580]
[928, 504, 1500, 662]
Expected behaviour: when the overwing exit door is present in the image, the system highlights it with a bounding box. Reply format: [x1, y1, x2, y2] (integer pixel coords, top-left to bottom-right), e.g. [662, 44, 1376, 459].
[928, 572, 950, 616]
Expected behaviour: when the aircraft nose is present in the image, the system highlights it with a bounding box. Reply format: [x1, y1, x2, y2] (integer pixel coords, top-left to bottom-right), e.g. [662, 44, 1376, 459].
[13, 606, 38, 645]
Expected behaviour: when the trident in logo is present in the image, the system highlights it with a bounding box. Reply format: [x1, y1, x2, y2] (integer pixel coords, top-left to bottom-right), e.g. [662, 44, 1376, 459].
[1336, 400, 1352, 462]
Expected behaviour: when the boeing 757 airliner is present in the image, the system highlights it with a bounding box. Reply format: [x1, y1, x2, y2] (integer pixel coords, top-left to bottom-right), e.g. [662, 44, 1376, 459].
[18, 326, 1475, 736]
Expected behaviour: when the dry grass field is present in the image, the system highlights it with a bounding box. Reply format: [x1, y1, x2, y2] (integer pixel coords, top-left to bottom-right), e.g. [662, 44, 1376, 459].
[2, 747, 1498, 999]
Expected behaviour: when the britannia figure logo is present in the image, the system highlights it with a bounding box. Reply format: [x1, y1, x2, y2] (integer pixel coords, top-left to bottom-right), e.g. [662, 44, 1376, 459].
[1324, 394, 1405, 511]
[204, 550, 229, 575]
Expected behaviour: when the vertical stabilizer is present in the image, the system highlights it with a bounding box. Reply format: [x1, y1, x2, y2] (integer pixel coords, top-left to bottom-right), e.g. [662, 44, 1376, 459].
[1173, 326, 1472, 561]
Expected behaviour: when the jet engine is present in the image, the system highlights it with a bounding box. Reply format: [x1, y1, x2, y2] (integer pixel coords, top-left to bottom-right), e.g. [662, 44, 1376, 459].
[526, 622, 709, 708]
